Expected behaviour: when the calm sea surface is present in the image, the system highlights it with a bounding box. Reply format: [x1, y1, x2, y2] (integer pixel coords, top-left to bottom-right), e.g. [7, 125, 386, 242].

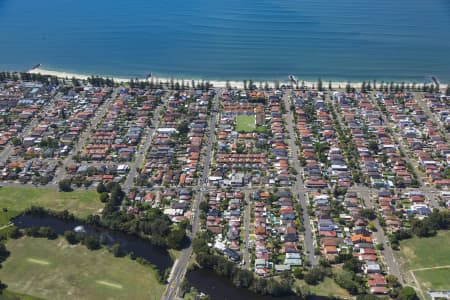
[0, 0, 449, 81]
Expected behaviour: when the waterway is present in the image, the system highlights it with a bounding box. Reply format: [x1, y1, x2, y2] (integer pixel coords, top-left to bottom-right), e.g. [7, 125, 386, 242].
[186, 269, 331, 300]
[0, 0, 449, 81]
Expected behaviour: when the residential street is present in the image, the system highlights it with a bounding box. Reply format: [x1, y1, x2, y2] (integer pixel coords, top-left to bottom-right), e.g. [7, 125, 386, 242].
[122, 101, 164, 192]
[162, 90, 220, 300]
[0, 93, 58, 164]
[369, 95, 440, 208]
[415, 96, 450, 141]
[351, 185, 404, 284]
[242, 189, 252, 269]
[53, 88, 118, 180]
[283, 91, 317, 266]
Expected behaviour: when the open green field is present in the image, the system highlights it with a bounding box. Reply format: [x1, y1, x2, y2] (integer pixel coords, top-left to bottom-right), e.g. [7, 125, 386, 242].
[414, 268, 450, 291]
[0, 237, 165, 300]
[0, 289, 44, 300]
[296, 277, 351, 299]
[236, 115, 256, 132]
[399, 230, 450, 270]
[399, 230, 450, 295]
[0, 187, 102, 226]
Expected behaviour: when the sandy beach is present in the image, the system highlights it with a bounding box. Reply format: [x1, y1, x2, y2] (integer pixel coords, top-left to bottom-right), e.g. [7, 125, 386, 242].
[27, 67, 366, 89]
[28, 67, 445, 90]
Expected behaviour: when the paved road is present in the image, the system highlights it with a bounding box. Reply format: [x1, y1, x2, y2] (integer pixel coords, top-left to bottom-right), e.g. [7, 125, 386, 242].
[369, 94, 441, 208]
[350, 185, 404, 284]
[283, 91, 317, 266]
[242, 189, 252, 269]
[53, 88, 118, 180]
[370, 95, 425, 184]
[326, 95, 363, 185]
[162, 90, 220, 300]
[122, 102, 164, 192]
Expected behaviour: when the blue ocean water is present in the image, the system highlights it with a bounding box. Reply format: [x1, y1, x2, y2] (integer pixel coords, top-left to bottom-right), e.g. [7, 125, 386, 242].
[0, 0, 449, 82]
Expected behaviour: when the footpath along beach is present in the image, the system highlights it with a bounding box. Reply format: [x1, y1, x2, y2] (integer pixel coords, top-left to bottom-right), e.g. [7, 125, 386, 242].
[28, 67, 447, 90]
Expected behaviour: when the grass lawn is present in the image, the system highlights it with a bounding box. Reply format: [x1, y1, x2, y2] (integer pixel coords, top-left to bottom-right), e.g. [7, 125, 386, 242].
[399, 230, 450, 270]
[236, 115, 256, 132]
[398, 230, 450, 295]
[0, 187, 103, 226]
[296, 277, 350, 299]
[0, 237, 165, 300]
[168, 249, 182, 261]
[0, 289, 44, 300]
[414, 268, 450, 291]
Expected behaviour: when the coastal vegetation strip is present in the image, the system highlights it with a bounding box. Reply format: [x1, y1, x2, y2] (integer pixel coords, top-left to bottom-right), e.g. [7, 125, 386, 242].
[0, 237, 165, 300]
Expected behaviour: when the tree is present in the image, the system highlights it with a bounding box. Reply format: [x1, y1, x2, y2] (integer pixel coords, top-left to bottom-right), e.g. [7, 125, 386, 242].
[166, 227, 187, 250]
[0, 243, 10, 263]
[346, 82, 351, 93]
[192, 235, 209, 254]
[411, 219, 435, 237]
[9, 227, 22, 239]
[99, 192, 109, 203]
[293, 267, 304, 279]
[0, 280, 7, 294]
[386, 275, 400, 288]
[317, 78, 323, 91]
[96, 182, 107, 194]
[86, 214, 101, 227]
[304, 266, 326, 285]
[360, 208, 377, 220]
[82, 236, 101, 250]
[343, 257, 362, 273]
[59, 179, 73, 192]
[38, 226, 57, 239]
[11, 137, 21, 146]
[233, 269, 254, 288]
[334, 271, 360, 294]
[177, 120, 190, 135]
[429, 84, 435, 93]
[64, 230, 79, 244]
[398, 286, 419, 300]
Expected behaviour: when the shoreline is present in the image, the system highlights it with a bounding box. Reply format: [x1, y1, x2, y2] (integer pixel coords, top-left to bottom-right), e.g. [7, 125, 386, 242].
[27, 67, 446, 90]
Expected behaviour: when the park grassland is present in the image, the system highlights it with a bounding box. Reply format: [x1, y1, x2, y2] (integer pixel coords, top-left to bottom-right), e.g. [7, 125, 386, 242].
[400, 230, 450, 270]
[414, 269, 450, 291]
[399, 230, 450, 292]
[236, 115, 256, 132]
[0, 187, 102, 226]
[0, 289, 44, 300]
[296, 277, 350, 299]
[0, 237, 165, 300]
